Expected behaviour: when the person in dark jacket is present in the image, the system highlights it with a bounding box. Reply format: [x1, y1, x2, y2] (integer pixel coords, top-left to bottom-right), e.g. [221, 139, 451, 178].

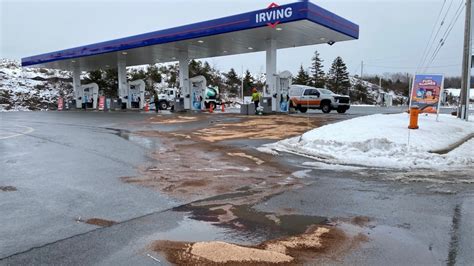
[153, 92, 159, 113]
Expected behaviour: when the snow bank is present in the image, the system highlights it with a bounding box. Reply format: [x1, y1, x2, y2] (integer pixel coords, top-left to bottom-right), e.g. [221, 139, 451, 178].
[261, 113, 474, 170]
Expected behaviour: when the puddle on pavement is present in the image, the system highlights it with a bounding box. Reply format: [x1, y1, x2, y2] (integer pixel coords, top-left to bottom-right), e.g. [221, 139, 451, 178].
[145, 203, 371, 265]
[108, 128, 162, 150]
[174, 203, 329, 241]
[149, 222, 352, 265]
[0, 186, 17, 192]
[121, 134, 303, 203]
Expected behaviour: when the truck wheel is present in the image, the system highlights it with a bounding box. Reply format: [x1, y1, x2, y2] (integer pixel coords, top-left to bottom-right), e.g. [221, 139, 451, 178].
[337, 107, 347, 114]
[321, 102, 331, 113]
[159, 101, 168, 110]
[299, 107, 308, 113]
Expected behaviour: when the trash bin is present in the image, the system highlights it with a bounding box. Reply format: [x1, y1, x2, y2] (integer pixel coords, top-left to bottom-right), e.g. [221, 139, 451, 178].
[248, 103, 256, 115]
[104, 98, 111, 111]
[260, 97, 272, 114]
[173, 98, 185, 112]
[68, 100, 76, 110]
[240, 104, 249, 115]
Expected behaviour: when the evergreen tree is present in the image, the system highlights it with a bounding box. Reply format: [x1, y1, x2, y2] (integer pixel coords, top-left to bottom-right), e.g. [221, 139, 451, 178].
[189, 60, 204, 77]
[84, 69, 117, 97]
[103, 69, 118, 97]
[224, 68, 241, 96]
[293, 65, 311, 85]
[310, 51, 325, 87]
[351, 82, 368, 103]
[167, 64, 178, 87]
[146, 64, 162, 84]
[84, 70, 107, 90]
[242, 70, 254, 96]
[326, 56, 350, 94]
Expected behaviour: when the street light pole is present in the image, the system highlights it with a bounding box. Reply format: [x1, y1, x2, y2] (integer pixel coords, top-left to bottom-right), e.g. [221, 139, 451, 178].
[459, 0, 472, 120]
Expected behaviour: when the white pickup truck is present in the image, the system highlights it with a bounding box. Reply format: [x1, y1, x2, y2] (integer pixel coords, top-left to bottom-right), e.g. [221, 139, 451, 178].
[289, 85, 350, 113]
[153, 88, 177, 110]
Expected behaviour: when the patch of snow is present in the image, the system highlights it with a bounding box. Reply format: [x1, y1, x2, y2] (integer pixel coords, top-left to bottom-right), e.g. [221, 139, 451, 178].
[291, 169, 312, 179]
[256, 146, 279, 155]
[302, 161, 365, 171]
[261, 113, 474, 170]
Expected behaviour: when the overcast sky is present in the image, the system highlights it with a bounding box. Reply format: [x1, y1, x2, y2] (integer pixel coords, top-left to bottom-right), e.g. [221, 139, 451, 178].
[0, 0, 466, 77]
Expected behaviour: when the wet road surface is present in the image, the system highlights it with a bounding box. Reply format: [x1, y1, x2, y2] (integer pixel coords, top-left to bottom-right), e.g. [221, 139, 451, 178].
[1, 108, 473, 265]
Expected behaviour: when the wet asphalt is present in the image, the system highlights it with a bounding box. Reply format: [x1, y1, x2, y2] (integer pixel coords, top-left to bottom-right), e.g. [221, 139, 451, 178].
[1, 107, 473, 265]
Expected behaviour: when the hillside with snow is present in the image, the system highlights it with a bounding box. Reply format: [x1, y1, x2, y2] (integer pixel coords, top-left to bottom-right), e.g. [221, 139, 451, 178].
[348, 76, 408, 105]
[0, 59, 73, 111]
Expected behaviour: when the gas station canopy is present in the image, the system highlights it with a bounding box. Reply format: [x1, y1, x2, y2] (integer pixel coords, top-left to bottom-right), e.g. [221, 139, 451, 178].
[21, 1, 359, 71]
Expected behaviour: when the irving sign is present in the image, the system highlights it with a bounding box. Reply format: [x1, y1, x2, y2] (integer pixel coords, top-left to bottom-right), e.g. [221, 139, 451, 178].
[256, 2, 293, 28]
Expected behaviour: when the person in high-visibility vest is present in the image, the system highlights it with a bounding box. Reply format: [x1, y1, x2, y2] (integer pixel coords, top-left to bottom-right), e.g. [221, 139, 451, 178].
[251, 88, 261, 114]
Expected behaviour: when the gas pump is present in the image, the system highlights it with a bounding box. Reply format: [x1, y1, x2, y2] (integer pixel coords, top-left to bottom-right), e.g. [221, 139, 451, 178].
[127, 79, 145, 109]
[76, 83, 99, 109]
[274, 71, 292, 112]
[189, 76, 206, 110]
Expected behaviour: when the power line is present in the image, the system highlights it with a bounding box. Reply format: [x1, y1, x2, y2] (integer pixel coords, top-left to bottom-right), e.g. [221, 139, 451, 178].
[420, 0, 461, 71]
[424, 1, 465, 72]
[366, 63, 461, 70]
[417, 0, 448, 72]
[366, 57, 459, 63]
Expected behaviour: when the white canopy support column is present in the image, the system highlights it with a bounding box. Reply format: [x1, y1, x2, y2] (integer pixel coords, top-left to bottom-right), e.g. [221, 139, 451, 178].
[179, 50, 190, 110]
[117, 54, 128, 108]
[266, 39, 277, 111]
[72, 64, 81, 108]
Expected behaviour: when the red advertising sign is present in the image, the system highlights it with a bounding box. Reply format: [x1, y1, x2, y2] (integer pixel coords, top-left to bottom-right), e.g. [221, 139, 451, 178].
[57, 97, 63, 111]
[98, 96, 105, 111]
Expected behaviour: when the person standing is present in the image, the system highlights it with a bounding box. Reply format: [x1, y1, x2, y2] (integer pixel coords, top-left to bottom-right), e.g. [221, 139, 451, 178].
[83, 94, 88, 111]
[153, 92, 159, 113]
[251, 88, 261, 114]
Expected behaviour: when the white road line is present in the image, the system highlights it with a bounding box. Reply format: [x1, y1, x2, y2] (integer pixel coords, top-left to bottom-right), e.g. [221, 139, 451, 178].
[0, 126, 35, 140]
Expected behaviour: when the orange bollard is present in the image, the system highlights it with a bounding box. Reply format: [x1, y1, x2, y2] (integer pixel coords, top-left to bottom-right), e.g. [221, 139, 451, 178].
[221, 103, 225, 112]
[408, 106, 420, 129]
[209, 103, 214, 113]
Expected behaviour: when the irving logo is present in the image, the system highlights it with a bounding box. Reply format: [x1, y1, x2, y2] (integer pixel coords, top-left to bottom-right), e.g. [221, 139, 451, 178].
[255, 2, 293, 28]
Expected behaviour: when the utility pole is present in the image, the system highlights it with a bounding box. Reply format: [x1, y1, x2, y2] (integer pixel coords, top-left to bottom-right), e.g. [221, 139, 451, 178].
[360, 61, 364, 80]
[407, 73, 411, 106]
[459, 0, 472, 120]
